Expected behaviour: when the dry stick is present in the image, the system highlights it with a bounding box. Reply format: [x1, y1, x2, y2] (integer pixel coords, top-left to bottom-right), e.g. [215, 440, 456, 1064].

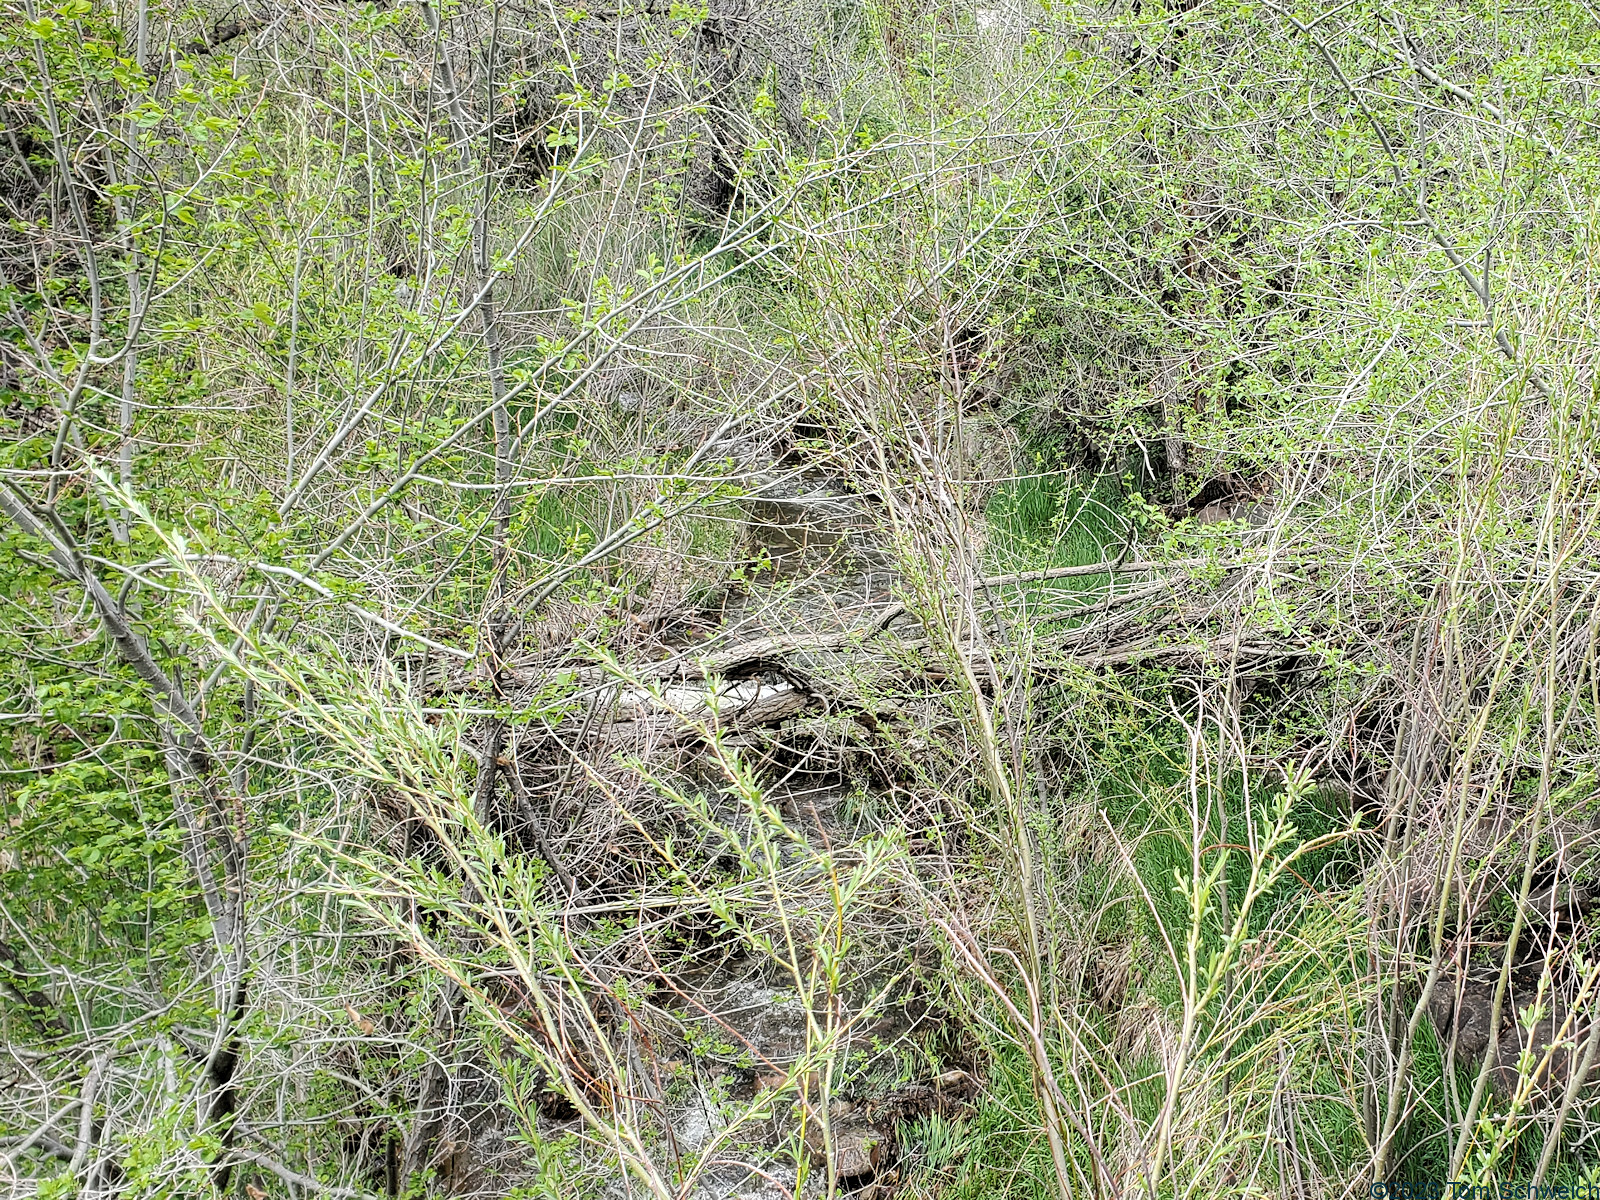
[291, 672, 665, 1190]
[1035, 579, 1175, 628]
[1375, 592, 1444, 1157]
[1272, 1052, 1290, 1200]
[1534, 993, 1600, 1183]
[238, 154, 929, 681]
[419, 0, 510, 559]
[24, 0, 105, 491]
[505, 376, 816, 615]
[633, 555, 1209, 681]
[228, 1147, 370, 1199]
[938, 921, 1103, 1198]
[401, 980, 464, 1181]
[1480, 952, 1600, 1172]
[110, 0, 151, 546]
[1145, 703, 1213, 1199]
[874, 438, 1091, 1200]
[503, 757, 576, 900]
[1428, 580, 1474, 1153]
[269, 74, 605, 528]
[284, 241, 305, 490]
[0, 1098, 83, 1171]
[1210, 679, 1243, 1112]
[0, 486, 203, 760]
[1280, 1045, 1309, 1200]
[171, 551, 473, 661]
[1270, 13, 1561, 1172]
[1374, 588, 1534, 1180]
[1460, 579, 1600, 1175]
[395, 9, 520, 1146]
[417, 819, 677, 1200]
[1357, 16, 1582, 228]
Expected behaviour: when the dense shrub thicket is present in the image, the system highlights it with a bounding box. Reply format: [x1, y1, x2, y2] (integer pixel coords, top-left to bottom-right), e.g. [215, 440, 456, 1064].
[3, 0, 1600, 1194]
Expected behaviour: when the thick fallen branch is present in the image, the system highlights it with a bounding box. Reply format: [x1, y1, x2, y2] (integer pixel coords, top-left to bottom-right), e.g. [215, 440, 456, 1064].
[463, 555, 1211, 693]
[586, 676, 813, 741]
[443, 555, 1276, 746]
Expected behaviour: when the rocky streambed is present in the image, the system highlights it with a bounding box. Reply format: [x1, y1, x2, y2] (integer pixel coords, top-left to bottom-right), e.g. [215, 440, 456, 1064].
[495, 475, 974, 1199]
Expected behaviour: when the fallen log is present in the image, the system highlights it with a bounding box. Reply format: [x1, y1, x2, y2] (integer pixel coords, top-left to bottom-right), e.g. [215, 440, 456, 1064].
[609, 676, 812, 731]
[438, 554, 1282, 747]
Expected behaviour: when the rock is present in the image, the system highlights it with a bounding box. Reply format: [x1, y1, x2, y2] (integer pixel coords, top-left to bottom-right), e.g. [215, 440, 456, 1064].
[1428, 975, 1499, 1063]
[832, 1124, 886, 1182]
[1429, 970, 1600, 1099]
[1491, 1011, 1597, 1098]
[804, 1105, 889, 1185]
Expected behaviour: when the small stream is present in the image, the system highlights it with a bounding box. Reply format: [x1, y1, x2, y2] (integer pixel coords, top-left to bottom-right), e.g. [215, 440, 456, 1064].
[574, 477, 953, 1199]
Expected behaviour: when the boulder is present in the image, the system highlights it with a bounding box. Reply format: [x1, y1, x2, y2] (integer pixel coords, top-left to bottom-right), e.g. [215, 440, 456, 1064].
[1428, 971, 1599, 1098]
[804, 1103, 889, 1186]
[1491, 1012, 1597, 1099]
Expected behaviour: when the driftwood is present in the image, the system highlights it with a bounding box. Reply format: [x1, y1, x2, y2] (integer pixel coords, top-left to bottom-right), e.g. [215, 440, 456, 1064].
[433, 555, 1298, 742]
[604, 676, 813, 737]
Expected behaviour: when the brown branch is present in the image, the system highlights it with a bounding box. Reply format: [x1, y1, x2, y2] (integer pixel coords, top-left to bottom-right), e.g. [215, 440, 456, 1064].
[504, 761, 577, 898]
[0, 1129, 75, 1163]
[628, 556, 1211, 680]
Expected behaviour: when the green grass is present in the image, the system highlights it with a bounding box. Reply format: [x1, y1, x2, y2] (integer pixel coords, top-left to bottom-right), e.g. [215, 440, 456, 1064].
[932, 1047, 1070, 1200]
[982, 470, 1129, 634]
[985, 470, 1123, 573]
